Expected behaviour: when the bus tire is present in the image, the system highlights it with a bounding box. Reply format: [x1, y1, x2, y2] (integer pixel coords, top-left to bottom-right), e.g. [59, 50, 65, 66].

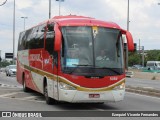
[22, 74, 30, 92]
[44, 84, 53, 105]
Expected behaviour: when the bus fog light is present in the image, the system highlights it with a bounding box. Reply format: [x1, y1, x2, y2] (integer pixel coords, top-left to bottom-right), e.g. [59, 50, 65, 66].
[113, 83, 125, 90]
[59, 82, 76, 90]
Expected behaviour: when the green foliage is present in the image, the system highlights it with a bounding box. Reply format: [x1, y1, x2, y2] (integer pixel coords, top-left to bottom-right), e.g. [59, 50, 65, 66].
[128, 52, 141, 66]
[0, 60, 12, 68]
[128, 50, 160, 66]
[146, 50, 160, 61]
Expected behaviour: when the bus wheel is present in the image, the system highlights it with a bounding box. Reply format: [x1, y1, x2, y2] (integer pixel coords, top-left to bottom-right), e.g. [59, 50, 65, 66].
[23, 75, 29, 92]
[44, 84, 53, 105]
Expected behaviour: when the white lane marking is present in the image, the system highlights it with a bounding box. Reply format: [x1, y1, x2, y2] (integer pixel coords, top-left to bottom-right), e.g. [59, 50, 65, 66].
[0, 88, 21, 91]
[0, 83, 22, 88]
[0, 92, 23, 97]
[0, 96, 45, 103]
[142, 87, 154, 89]
[126, 92, 160, 100]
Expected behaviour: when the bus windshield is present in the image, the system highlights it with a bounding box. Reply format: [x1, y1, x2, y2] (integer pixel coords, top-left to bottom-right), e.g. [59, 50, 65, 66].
[61, 26, 124, 76]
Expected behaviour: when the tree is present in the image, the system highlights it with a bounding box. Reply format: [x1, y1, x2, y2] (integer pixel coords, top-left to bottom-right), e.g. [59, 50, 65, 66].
[0, 60, 11, 67]
[146, 50, 160, 61]
[128, 50, 160, 67]
[128, 52, 141, 66]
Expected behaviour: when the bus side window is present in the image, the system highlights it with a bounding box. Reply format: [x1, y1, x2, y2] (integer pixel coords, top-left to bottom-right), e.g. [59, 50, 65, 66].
[18, 31, 25, 50]
[45, 24, 55, 55]
[25, 29, 32, 49]
[37, 24, 45, 48]
[29, 26, 39, 49]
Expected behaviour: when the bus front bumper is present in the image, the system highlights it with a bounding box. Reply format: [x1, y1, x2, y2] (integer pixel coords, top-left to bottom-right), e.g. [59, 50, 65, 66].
[58, 89, 125, 103]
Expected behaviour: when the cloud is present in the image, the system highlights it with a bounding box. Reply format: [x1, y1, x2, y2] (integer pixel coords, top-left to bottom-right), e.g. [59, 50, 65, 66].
[16, 0, 34, 9]
[0, 29, 14, 53]
[0, 0, 160, 59]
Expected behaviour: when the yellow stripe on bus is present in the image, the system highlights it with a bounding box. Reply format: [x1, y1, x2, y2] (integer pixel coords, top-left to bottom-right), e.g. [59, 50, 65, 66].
[24, 65, 125, 92]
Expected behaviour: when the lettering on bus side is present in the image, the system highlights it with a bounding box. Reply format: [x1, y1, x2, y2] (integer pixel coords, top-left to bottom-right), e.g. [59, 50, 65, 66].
[110, 77, 118, 81]
[44, 59, 49, 64]
[30, 54, 41, 61]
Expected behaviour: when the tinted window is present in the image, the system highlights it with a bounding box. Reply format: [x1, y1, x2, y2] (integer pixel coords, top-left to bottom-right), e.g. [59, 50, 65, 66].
[25, 29, 32, 49]
[18, 24, 46, 50]
[29, 27, 38, 49]
[29, 24, 46, 49]
[18, 31, 25, 50]
[45, 24, 54, 54]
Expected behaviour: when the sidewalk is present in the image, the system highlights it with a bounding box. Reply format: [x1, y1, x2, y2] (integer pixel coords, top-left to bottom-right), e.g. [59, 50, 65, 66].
[132, 70, 160, 80]
[126, 71, 160, 97]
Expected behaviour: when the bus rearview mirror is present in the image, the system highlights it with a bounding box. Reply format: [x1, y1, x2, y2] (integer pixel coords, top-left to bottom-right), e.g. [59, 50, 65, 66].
[54, 25, 62, 51]
[125, 31, 134, 51]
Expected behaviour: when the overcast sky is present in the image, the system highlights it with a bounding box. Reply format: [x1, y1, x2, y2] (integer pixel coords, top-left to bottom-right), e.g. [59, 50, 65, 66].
[0, 0, 160, 58]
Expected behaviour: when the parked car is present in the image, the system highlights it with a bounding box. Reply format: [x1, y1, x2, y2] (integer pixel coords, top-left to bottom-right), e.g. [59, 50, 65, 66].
[6, 65, 17, 76]
[132, 65, 143, 70]
[126, 71, 134, 78]
[146, 61, 160, 70]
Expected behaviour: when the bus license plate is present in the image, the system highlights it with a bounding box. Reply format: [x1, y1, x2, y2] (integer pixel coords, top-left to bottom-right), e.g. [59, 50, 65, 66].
[89, 94, 100, 98]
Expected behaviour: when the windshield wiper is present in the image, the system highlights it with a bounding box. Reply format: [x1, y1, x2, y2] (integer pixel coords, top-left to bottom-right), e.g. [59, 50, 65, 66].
[68, 64, 93, 74]
[95, 67, 121, 75]
[72, 64, 93, 67]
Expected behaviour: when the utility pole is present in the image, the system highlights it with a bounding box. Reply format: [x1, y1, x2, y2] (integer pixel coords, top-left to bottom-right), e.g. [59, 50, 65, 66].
[139, 39, 141, 55]
[0, 50, 1, 67]
[127, 0, 130, 31]
[49, 0, 51, 18]
[142, 46, 144, 67]
[13, 0, 15, 64]
[126, 0, 130, 70]
[139, 39, 141, 65]
[21, 17, 28, 30]
[56, 0, 65, 16]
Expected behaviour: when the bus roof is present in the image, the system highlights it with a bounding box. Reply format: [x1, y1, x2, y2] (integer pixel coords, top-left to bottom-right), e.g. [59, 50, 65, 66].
[22, 15, 122, 32]
[49, 15, 121, 29]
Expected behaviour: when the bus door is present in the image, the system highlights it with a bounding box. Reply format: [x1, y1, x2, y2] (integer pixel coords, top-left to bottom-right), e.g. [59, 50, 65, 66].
[44, 23, 59, 100]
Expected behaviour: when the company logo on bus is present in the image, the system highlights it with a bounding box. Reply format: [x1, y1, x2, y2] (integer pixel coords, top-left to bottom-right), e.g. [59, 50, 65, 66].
[30, 54, 41, 61]
[110, 77, 118, 81]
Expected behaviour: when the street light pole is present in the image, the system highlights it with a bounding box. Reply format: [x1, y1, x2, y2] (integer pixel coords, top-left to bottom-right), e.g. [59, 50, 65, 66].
[56, 0, 64, 16]
[58, 0, 61, 15]
[13, 0, 15, 64]
[126, 0, 130, 71]
[127, 0, 130, 31]
[21, 17, 28, 30]
[49, 0, 51, 18]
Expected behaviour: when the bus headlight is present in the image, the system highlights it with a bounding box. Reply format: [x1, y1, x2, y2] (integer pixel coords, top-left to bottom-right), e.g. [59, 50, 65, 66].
[113, 82, 125, 90]
[59, 82, 76, 90]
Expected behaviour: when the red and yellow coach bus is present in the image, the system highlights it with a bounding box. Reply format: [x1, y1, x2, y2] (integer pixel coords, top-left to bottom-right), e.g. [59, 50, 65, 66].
[17, 15, 134, 104]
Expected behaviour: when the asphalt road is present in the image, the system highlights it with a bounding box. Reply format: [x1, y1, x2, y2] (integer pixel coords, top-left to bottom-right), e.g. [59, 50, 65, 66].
[0, 72, 21, 88]
[126, 77, 160, 90]
[0, 72, 160, 119]
[0, 87, 160, 111]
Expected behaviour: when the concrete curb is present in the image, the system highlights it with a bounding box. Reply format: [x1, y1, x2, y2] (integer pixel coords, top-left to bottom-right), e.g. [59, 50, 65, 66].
[126, 85, 160, 97]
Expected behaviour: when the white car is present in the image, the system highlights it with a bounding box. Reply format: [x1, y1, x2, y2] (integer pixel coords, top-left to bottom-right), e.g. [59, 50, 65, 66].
[126, 71, 134, 78]
[6, 65, 17, 76]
